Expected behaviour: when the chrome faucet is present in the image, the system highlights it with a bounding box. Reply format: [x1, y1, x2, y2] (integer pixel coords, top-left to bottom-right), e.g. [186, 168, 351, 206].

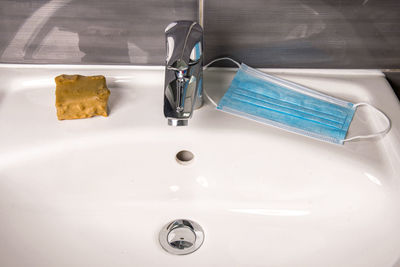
[164, 21, 203, 126]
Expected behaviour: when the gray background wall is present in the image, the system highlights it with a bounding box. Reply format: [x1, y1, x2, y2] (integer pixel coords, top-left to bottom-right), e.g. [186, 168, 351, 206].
[0, 0, 197, 64]
[0, 0, 399, 69]
[204, 0, 400, 69]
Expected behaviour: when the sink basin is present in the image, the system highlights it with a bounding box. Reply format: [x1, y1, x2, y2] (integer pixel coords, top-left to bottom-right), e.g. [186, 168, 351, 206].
[0, 64, 399, 266]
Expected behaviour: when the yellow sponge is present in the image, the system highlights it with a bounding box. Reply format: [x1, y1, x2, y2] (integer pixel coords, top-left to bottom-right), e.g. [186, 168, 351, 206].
[55, 74, 110, 120]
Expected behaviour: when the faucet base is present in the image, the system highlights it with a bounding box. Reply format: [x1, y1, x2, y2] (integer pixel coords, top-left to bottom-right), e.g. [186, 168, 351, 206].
[168, 119, 188, 126]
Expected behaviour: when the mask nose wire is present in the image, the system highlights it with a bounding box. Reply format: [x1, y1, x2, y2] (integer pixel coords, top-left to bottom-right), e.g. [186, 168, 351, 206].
[343, 102, 391, 142]
[203, 57, 241, 107]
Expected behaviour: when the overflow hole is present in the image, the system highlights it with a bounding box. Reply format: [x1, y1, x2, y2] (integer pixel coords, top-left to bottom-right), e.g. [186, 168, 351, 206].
[176, 150, 194, 165]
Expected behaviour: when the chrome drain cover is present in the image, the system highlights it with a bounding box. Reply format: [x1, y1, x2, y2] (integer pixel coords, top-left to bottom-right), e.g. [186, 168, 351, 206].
[159, 219, 204, 255]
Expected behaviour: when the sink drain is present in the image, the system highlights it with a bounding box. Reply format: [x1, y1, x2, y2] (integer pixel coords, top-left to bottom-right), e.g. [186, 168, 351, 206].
[159, 219, 204, 255]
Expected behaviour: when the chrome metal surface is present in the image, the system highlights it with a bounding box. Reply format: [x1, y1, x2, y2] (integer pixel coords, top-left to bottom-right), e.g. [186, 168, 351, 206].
[168, 119, 188, 126]
[164, 20, 203, 126]
[159, 219, 204, 255]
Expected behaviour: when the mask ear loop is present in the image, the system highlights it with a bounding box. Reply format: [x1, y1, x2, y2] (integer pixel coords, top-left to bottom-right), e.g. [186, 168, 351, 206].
[203, 57, 241, 107]
[343, 102, 391, 142]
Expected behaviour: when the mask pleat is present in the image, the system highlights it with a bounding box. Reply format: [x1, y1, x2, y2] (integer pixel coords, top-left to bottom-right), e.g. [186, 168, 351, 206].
[230, 86, 348, 125]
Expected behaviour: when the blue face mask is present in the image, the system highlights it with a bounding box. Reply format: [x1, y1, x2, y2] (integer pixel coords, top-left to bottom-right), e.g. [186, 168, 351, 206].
[209, 62, 390, 145]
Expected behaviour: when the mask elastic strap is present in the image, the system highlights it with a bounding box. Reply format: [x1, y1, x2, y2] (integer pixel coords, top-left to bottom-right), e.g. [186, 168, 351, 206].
[203, 57, 241, 70]
[343, 102, 391, 142]
[203, 57, 241, 107]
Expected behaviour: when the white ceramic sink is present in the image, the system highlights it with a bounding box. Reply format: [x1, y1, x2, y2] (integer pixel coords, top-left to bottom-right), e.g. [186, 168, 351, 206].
[0, 64, 400, 267]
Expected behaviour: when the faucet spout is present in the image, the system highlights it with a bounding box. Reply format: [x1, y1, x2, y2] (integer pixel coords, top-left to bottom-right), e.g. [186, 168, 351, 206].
[164, 21, 203, 126]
